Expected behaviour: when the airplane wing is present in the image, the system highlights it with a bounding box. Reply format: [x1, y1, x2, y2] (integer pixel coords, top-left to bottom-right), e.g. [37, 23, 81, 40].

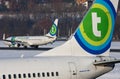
[93, 59, 120, 65]
[4, 39, 28, 46]
[4, 39, 21, 43]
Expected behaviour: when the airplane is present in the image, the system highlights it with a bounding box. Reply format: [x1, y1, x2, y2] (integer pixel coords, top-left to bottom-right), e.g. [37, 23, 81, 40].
[3, 18, 58, 48]
[0, 0, 120, 79]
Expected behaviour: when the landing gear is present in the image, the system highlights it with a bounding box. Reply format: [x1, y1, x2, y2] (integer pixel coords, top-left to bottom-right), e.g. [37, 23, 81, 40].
[24, 46, 27, 48]
[17, 44, 20, 47]
[8, 45, 11, 47]
[34, 45, 38, 48]
[30, 45, 39, 48]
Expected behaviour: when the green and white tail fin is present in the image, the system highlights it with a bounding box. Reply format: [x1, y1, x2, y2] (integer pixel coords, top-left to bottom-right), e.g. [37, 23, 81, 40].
[36, 0, 119, 57]
[46, 19, 58, 38]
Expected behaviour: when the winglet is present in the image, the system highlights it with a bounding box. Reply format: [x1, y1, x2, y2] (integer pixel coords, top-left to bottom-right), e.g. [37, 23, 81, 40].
[3, 33, 5, 40]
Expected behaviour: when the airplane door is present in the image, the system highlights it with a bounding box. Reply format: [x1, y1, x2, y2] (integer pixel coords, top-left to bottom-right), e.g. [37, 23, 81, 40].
[68, 62, 77, 79]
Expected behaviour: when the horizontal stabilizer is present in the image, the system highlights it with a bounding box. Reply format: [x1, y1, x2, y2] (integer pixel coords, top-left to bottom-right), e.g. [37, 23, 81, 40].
[93, 59, 120, 65]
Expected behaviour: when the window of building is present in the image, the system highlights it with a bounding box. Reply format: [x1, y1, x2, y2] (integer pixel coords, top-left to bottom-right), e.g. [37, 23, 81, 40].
[2, 75, 6, 79]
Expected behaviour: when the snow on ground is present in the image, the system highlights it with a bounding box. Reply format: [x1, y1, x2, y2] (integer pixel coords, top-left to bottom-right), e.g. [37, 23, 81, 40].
[111, 41, 120, 49]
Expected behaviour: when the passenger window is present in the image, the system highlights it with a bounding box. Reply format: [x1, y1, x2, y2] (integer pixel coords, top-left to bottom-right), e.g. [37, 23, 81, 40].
[37, 73, 40, 77]
[56, 72, 59, 76]
[13, 74, 17, 79]
[8, 74, 11, 79]
[23, 74, 26, 78]
[2, 75, 6, 79]
[51, 72, 54, 76]
[28, 73, 31, 78]
[42, 73, 45, 77]
[33, 73, 36, 78]
[18, 74, 21, 78]
[47, 72, 49, 77]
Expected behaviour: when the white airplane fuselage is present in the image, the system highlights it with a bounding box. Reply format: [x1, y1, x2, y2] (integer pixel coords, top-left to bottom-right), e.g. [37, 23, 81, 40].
[3, 19, 58, 48]
[4, 36, 56, 47]
[0, 57, 114, 79]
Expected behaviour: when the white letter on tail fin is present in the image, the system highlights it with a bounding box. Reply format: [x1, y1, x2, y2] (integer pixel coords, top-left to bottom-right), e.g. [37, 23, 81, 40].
[92, 12, 101, 37]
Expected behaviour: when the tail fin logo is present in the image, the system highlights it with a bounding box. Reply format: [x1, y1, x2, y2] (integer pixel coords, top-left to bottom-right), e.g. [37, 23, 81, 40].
[50, 24, 57, 36]
[92, 12, 101, 37]
[74, 0, 116, 55]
